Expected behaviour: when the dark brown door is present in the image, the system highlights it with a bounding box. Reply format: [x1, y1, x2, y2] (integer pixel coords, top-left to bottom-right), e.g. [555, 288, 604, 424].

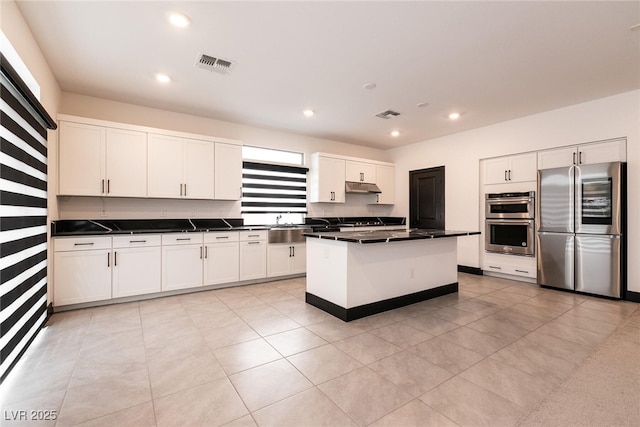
[410, 166, 445, 229]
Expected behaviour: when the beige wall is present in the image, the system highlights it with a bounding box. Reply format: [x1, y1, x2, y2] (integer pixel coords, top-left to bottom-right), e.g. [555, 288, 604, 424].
[388, 90, 640, 293]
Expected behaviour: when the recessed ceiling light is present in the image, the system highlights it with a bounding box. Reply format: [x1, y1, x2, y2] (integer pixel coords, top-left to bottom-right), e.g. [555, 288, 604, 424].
[390, 130, 400, 137]
[302, 109, 315, 117]
[155, 73, 171, 83]
[363, 83, 377, 90]
[167, 11, 191, 28]
[416, 102, 429, 108]
[448, 112, 461, 120]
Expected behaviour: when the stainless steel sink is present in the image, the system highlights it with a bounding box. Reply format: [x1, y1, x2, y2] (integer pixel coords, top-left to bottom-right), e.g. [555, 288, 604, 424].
[268, 227, 312, 243]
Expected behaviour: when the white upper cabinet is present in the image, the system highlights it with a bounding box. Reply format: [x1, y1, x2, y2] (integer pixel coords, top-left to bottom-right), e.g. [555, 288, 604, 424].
[59, 121, 147, 197]
[538, 139, 626, 169]
[372, 164, 395, 205]
[147, 134, 184, 198]
[483, 152, 537, 184]
[148, 134, 215, 199]
[214, 142, 242, 200]
[59, 121, 105, 196]
[345, 160, 376, 183]
[184, 138, 215, 199]
[310, 154, 346, 203]
[105, 128, 147, 197]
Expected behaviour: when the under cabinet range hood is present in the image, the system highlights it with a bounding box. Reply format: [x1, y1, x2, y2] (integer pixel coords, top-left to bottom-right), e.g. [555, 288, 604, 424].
[345, 181, 382, 194]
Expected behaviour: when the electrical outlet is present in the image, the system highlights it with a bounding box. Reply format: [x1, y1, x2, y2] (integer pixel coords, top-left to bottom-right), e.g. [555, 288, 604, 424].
[190, 209, 196, 217]
[100, 209, 107, 217]
[161, 209, 167, 217]
[409, 268, 414, 279]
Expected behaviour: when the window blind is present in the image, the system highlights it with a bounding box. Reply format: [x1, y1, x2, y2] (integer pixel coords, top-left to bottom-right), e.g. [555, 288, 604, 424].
[0, 53, 56, 382]
[241, 161, 308, 214]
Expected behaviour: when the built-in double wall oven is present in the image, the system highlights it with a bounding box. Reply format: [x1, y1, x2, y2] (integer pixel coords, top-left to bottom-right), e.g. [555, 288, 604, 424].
[485, 191, 535, 256]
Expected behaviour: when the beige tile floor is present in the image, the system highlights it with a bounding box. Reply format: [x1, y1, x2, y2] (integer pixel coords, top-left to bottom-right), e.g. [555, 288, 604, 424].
[1, 273, 638, 427]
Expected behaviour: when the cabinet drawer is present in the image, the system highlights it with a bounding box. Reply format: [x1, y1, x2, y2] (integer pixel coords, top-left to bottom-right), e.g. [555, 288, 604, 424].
[161, 233, 203, 246]
[483, 252, 536, 278]
[204, 231, 239, 243]
[113, 234, 161, 248]
[240, 230, 267, 241]
[54, 236, 111, 252]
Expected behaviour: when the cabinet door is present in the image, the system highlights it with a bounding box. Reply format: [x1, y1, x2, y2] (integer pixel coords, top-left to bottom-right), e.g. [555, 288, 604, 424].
[112, 246, 161, 297]
[162, 244, 203, 290]
[346, 161, 376, 183]
[204, 241, 240, 285]
[579, 139, 626, 165]
[537, 146, 576, 169]
[184, 138, 215, 199]
[215, 143, 242, 200]
[267, 244, 292, 277]
[483, 157, 510, 185]
[239, 241, 266, 280]
[58, 121, 105, 196]
[106, 128, 147, 197]
[54, 249, 111, 306]
[148, 134, 184, 198]
[290, 243, 306, 274]
[509, 152, 537, 182]
[373, 165, 395, 204]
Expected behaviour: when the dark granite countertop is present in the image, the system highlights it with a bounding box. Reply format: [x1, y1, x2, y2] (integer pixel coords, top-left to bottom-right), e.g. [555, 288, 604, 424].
[50, 219, 268, 237]
[304, 229, 480, 244]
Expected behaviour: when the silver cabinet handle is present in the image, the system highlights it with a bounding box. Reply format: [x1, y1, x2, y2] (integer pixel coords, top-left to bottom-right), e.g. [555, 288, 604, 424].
[184, 183, 187, 196]
[101, 179, 105, 194]
[74, 242, 94, 246]
[292, 246, 295, 257]
[107, 252, 110, 267]
[114, 251, 117, 266]
[248, 241, 260, 245]
[176, 238, 191, 241]
[572, 152, 576, 165]
[578, 151, 583, 164]
[489, 265, 502, 270]
[205, 246, 208, 258]
[515, 269, 528, 273]
[504, 170, 508, 181]
[200, 246, 203, 259]
[107, 179, 110, 194]
[376, 194, 380, 203]
[248, 234, 260, 237]
[180, 183, 183, 196]
[129, 240, 146, 243]
[216, 236, 229, 239]
[508, 170, 512, 181]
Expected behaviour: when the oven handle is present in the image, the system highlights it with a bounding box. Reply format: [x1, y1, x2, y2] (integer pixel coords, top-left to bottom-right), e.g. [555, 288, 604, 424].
[486, 197, 533, 204]
[485, 219, 534, 226]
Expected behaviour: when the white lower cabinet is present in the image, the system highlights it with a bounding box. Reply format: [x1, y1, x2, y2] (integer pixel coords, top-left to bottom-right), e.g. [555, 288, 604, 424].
[161, 234, 204, 291]
[204, 232, 240, 285]
[239, 231, 267, 280]
[267, 243, 306, 277]
[112, 235, 161, 298]
[483, 252, 536, 279]
[53, 236, 112, 306]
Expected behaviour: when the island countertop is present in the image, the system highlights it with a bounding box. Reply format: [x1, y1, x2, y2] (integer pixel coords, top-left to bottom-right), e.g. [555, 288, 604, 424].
[304, 229, 480, 244]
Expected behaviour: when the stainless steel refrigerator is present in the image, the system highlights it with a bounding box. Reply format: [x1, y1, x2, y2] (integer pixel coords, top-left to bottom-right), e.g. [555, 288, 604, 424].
[537, 162, 626, 298]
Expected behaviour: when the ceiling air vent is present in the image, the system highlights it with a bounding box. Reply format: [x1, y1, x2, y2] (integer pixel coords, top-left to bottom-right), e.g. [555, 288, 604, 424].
[195, 53, 235, 75]
[374, 109, 401, 119]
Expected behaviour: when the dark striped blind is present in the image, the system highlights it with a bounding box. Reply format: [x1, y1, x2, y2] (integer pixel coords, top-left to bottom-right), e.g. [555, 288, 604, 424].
[1, 53, 55, 382]
[241, 161, 308, 214]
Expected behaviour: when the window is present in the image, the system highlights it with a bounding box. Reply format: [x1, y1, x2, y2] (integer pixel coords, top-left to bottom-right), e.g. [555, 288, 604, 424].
[241, 147, 308, 225]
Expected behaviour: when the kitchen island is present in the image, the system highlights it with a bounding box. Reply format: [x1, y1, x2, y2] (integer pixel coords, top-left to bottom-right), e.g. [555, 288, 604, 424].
[304, 229, 480, 321]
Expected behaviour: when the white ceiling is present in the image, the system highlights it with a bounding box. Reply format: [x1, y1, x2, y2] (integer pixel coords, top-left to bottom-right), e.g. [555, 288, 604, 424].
[16, 1, 640, 150]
